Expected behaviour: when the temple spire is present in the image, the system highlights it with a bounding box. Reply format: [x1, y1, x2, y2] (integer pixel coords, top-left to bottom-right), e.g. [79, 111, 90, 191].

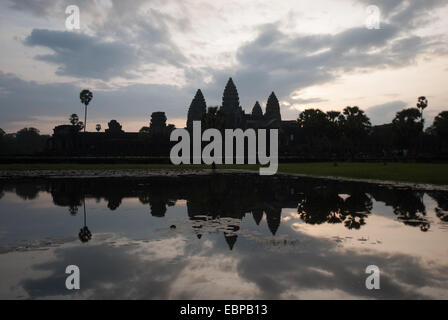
[224, 233, 238, 250]
[222, 78, 240, 114]
[187, 89, 207, 130]
[265, 92, 281, 121]
[251, 101, 263, 119]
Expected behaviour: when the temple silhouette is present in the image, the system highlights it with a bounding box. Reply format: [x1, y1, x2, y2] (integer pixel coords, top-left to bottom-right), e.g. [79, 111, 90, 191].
[187, 78, 295, 131]
[46, 78, 297, 156]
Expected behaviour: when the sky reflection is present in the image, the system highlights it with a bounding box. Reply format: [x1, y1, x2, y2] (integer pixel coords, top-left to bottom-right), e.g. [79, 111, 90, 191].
[0, 176, 447, 299]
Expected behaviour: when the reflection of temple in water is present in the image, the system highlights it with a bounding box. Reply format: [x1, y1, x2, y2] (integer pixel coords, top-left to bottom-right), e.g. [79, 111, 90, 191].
[2, 174, 447, 250]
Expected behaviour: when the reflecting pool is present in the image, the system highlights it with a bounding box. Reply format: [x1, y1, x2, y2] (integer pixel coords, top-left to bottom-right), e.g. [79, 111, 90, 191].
[0, 173, 447, 299]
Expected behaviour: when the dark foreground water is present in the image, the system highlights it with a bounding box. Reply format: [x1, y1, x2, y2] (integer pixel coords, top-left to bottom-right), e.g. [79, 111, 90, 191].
[0, 173, 447, 299]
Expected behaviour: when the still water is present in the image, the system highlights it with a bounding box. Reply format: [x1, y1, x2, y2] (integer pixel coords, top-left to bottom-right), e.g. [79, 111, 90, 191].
[0, 173, 447, 299]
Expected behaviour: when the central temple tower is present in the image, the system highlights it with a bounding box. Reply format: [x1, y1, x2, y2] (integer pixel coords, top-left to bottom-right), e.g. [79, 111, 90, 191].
[221, 78, 245, 128]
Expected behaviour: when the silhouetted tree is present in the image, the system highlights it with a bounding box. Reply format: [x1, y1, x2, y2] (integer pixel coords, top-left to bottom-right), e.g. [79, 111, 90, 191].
[392, 108, 423, 150]
[15, 128, 48, 155]
[69, 114, 79, 126]
[80, 89, 93, 132]
[432, 111, 448, 141]
[96, 124, 101, 132]
[69, 113, 84, 131]
[416, 96, 428, 125]
[105, 120, 123, 134]
[139, 126, 151, 134]
[339, 106, 371, 155]
[297, 109, 329, 133]
[297, 109, 330, 152]
[326, 111, 343, 153]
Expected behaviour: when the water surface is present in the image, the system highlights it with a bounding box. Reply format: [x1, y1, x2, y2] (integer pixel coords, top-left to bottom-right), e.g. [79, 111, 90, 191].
[0, 174, 447, 299]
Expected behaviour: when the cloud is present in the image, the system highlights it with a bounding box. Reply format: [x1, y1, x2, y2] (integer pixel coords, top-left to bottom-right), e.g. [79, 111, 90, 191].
[358, 0, 448, 28]
[2, 0, 448, 128]
[196, 17, 441, 114]
[366, 100, 407, 125]
[6, 0, 56, 16]
[24, 29, 139, 80]
[0, 72, 193, 133]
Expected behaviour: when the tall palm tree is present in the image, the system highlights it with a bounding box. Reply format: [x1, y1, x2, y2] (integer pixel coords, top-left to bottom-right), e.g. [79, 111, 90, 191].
[417, 96, 428, 125]
[80, 89, 93, 132]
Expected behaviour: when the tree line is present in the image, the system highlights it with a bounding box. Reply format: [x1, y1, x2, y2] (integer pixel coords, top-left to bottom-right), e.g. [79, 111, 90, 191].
[1, 96, 447, 157]
[0, 127, 49, 155]
[288, 97, 447, 159]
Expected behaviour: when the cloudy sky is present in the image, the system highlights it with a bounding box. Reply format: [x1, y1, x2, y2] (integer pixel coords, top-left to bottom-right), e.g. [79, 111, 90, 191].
[0, 0, 447, 134]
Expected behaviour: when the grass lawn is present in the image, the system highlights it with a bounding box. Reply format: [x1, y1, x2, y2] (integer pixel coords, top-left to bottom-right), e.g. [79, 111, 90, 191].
[277, 162, 448, 185]
[0, 162, 447, 185]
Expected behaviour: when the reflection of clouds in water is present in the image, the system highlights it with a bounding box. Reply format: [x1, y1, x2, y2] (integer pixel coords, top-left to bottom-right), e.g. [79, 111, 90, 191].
[236, 242, 448, 300]
[19, 237, 187, 299]
[127, 236, 186, 261]
[2, 177, 448, 299]
[15, 235, 261, 299]
[7, 230, 448, 300]
[285, 207, 448, 261]
[168, 254, 260, 299]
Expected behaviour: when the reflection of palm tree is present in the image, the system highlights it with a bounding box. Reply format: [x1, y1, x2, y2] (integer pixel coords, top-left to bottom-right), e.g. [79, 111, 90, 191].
[69, 205, 78, 216]
[78, 198, 92, 243]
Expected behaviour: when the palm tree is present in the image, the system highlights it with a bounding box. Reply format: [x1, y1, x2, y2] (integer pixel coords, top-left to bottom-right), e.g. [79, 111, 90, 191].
[79, 89, 93, 132]
[416, 96, 428, 125]
[69, 113, 79, 126]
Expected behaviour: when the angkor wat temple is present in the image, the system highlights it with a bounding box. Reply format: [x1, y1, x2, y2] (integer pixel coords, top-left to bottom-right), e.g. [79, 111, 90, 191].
[46, 77, 298, 156]
[187, 78, 296, 131]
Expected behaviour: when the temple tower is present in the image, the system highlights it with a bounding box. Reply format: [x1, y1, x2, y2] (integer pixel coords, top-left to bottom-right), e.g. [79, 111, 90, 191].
[251, 101, 263, 120]
[150, 112, 167, 134]
[265, 92, 281, 121]
[221, 77, 245, 128]
[187, 89, 207, 131]
[222, 78, 240, 114]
